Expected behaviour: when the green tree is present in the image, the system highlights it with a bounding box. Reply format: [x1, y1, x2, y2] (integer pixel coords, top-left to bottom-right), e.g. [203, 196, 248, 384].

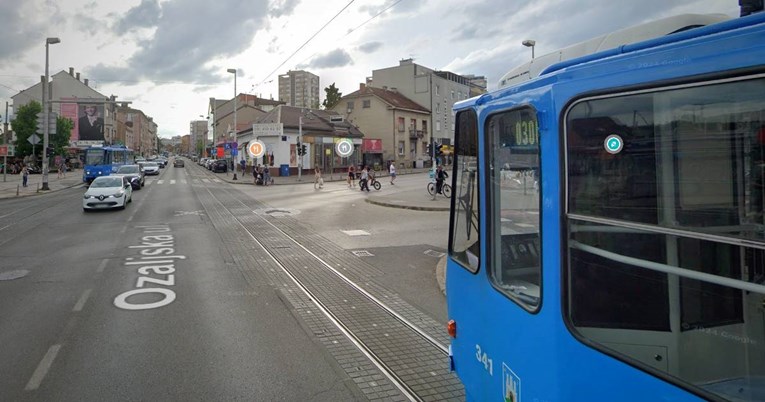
[11, 101, 42, 158]
[322, 83, 342, 110]
[50, 116, 73, 156]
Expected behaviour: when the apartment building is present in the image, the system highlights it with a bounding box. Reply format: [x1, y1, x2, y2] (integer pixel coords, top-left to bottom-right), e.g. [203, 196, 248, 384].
[278, 70, 320, 109]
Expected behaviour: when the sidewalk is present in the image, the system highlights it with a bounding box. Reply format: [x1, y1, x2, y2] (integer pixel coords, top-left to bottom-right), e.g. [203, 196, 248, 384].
[0, 169, 84, 199]
[222, 166, 451, 212]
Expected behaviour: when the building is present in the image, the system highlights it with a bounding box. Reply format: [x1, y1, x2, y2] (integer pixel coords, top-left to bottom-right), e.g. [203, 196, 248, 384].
[114, 104, 157, 157]
[333, 83, 431, 169]
[278, 70, 320, 109]
[370, 59, 485, 146]
[236, 105, 364, 176]
[189, 120, 207, 156]
[208, 95, 283, 160]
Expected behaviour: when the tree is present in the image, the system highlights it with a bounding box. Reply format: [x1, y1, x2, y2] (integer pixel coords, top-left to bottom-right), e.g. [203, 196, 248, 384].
[50, 116, 73, 156]
[11, 101, 42, 158]
[322, 83, 342, 110]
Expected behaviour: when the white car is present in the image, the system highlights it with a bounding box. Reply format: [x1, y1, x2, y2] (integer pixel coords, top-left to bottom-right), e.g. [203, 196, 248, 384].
[140, 161, 160, 175]
[83, 176, 133, 211]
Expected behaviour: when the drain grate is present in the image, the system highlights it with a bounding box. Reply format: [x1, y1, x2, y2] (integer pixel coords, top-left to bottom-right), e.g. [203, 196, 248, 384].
[351, 250, 374, 257]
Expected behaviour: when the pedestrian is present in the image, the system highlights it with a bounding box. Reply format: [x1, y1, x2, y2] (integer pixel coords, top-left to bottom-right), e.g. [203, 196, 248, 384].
[22, 165, 29, 187]
[435, 164, 448, 194]
[359, 165, 370, 192]
[389, 161, 397, 185]
[314, 165, 324, 189]
[347, 165, 356, 188]
[240, 159, 246, 175]
[263, 166, 272, 186]
[254, 164, 263, 185]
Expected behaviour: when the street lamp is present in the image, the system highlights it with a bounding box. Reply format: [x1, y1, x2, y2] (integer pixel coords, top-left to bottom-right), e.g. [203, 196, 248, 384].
[522, 39, 536, 59]
[226, 68, 238, 180]
[41, 37, 60, 191]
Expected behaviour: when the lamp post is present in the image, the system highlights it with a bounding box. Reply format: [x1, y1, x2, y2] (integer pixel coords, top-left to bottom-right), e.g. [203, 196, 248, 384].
[522, 39, 536, 59]
[226, 68, 238, 180]
[41, 37, 60, 191]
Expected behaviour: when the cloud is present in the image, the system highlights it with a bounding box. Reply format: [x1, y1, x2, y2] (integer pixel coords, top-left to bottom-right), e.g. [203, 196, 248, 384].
[357, 41, 383, 54]
[0, 3, 50, 67]
[95, 0, 270, 84]
[269, 0, 300, 18]
[114, 0, 161, 35]
[303, 49, 353, 69]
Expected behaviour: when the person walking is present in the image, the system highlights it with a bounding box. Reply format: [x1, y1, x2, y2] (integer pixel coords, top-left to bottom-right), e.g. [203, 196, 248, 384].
[389, 161, 397, 185]
[314, 165, 324, 190]
[22, 165, 29, 187]
[347, 165, 356, 188]
[359, 165, 370, 192]
[239, 159, 246, 175]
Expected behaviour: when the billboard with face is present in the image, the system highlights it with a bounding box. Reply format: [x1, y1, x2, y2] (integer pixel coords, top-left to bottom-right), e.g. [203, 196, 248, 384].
[77, 103, 104, 142]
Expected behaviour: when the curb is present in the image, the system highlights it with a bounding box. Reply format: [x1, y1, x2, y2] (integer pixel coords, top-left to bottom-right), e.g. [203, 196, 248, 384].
[364, 197, 450, 211]
[436, 255, 446, 296]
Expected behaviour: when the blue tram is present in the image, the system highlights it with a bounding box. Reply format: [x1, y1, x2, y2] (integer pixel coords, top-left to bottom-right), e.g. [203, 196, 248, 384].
[82, 145, 135, 183]
[446, 10, 765, 402]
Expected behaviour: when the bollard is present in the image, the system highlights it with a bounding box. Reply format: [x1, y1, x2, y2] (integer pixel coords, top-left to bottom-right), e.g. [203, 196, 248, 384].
[16, 184, 19, 196]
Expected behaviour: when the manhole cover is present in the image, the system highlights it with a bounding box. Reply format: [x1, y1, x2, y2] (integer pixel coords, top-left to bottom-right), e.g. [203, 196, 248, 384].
[0, 270, 30, 281]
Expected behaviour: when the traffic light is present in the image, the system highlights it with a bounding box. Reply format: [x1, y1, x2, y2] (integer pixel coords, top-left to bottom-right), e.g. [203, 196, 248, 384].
[296, 142, 302, 156]
[436, 143, 443, 157]
[426, 143, 432, 156]
[300, 144, 307, 156]
[46, 147, 55, 157]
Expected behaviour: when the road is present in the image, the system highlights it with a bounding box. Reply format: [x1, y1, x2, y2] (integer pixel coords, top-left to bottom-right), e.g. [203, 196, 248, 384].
[0, 159, 462, 401]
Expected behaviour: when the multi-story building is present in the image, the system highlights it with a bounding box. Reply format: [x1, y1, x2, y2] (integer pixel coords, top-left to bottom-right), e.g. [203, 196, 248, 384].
[334, 83, 430, 169]
[114, 104, 157, 157]
[370, 59, 486, 146]
[278, 70, 320, 109]
[189, 120, 207, 156]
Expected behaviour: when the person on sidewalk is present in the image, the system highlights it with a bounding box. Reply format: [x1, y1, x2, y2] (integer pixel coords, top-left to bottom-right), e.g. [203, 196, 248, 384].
[239, 159, 246, 175]
[347, 165, 356, 188]
[389, 161, 397, 185]
[314, 165, 324, 190]
[359, 165, 370, 192]
[22, 165, 29, 187]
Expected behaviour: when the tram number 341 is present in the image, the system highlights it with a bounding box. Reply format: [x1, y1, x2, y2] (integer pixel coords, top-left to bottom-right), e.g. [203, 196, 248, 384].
[475, 344, 494, 376]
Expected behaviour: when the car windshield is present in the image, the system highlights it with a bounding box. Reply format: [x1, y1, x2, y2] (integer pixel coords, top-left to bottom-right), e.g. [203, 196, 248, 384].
[144, 162, 158, 167]
[117, 166, 140, 174]
[90, 177, 122, 188]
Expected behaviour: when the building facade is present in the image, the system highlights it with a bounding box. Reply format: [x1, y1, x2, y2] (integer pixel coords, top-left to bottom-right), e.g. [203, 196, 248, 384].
[370, 59, 486, 146]
[278, 70, 320, 109]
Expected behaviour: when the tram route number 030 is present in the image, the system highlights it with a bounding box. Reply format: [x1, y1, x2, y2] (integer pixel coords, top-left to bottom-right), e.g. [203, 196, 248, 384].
[475, 344, 494, 376]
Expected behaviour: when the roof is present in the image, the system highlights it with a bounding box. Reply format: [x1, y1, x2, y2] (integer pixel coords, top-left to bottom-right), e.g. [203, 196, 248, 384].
[343, 85, 430, 113]
[255, 105, 364, 138]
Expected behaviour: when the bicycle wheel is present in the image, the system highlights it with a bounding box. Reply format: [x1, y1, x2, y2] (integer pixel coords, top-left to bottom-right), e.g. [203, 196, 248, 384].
[427, 182, 435, 196]
[372, 180, 381, 190]
[443, 184, 452, 198]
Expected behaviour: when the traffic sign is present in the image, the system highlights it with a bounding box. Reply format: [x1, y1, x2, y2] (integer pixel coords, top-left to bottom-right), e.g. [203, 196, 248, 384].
[28, 134, 41, 145]
[335, 139, 353, 157]
[0, 144, 14, 157]
[248, 140, 265, 158]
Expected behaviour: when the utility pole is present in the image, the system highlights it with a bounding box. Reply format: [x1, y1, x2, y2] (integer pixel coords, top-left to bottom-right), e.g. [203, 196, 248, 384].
[3, 101, 8, 182]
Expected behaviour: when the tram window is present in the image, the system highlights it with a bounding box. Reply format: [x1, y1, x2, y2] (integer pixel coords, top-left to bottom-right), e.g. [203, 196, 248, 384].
[565, 77, 765, 393]
[450, 110, 480, 273]
[487, 108, 541, 309]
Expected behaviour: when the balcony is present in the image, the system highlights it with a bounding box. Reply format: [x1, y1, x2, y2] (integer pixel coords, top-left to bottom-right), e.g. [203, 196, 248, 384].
[409, 129, 424, 139]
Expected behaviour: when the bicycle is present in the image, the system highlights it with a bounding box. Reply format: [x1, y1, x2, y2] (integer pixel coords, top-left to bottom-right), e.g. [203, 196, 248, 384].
[427, 181, 452, 198]
[359, 174, 382, 190]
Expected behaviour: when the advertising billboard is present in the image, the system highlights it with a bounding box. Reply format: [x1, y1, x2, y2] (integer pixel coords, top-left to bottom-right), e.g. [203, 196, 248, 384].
[77, 103, 105, 143]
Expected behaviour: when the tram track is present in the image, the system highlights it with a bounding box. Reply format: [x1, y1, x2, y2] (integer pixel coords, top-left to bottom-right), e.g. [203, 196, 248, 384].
[195, 177, 464, 401]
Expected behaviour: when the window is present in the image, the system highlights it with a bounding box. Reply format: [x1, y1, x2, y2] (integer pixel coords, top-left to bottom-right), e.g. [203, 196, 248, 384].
[397, 117, 405, 132]
[565, 76, 765, 393]
[435, 85, 440, 96]
[436, 103, 441, 114]
[346, 101, 354, 111]
[487, 108, 540, 309]
[451, 90, 454, 100]
[362, 100, 370, 108]
[450, 109, 480, 273]
[422, 120, 428, 134]
[398, 141, 405, 156]
[410, 118, 417, 131]
[436, 121, 441, 132]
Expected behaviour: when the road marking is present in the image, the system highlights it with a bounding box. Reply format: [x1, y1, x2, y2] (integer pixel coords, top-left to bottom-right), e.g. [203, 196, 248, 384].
[170, 179, 176, 184]
[25, 345, 61, 390]
[157, 180, 164, 184]
[73, 289, 92, 312]
[96, 259, 108, 273]
[341, 230, 370, 236]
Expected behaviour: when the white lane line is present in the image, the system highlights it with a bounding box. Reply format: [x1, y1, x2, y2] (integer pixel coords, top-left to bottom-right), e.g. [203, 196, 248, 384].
[96, 259, 108, 273]
[25, 345, 61, 390]
[72, 289, 93, 312]
[157, 180, 164, 184]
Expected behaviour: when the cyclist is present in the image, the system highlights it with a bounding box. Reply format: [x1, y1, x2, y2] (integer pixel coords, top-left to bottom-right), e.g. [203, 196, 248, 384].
[435, 165, 448, 194]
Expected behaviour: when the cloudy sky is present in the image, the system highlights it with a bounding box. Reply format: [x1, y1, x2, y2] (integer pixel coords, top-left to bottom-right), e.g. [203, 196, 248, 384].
[0, 0, 741, 139]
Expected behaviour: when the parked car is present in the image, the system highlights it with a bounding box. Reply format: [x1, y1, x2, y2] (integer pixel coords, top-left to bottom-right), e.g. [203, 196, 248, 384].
[173, 159, 185, 167]
[211, 159, 228, 173]
[140, 161, 160, 175]
[83, 176, 132, 211]
[113, 164, 145, 190]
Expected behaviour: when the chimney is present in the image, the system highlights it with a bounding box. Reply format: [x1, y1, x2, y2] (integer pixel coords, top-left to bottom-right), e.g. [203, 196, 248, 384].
[76, 72, 80, 80]
[69, 67, 74, 76]
[359, 83, 366, 91]
[84, 79, 89, 87]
